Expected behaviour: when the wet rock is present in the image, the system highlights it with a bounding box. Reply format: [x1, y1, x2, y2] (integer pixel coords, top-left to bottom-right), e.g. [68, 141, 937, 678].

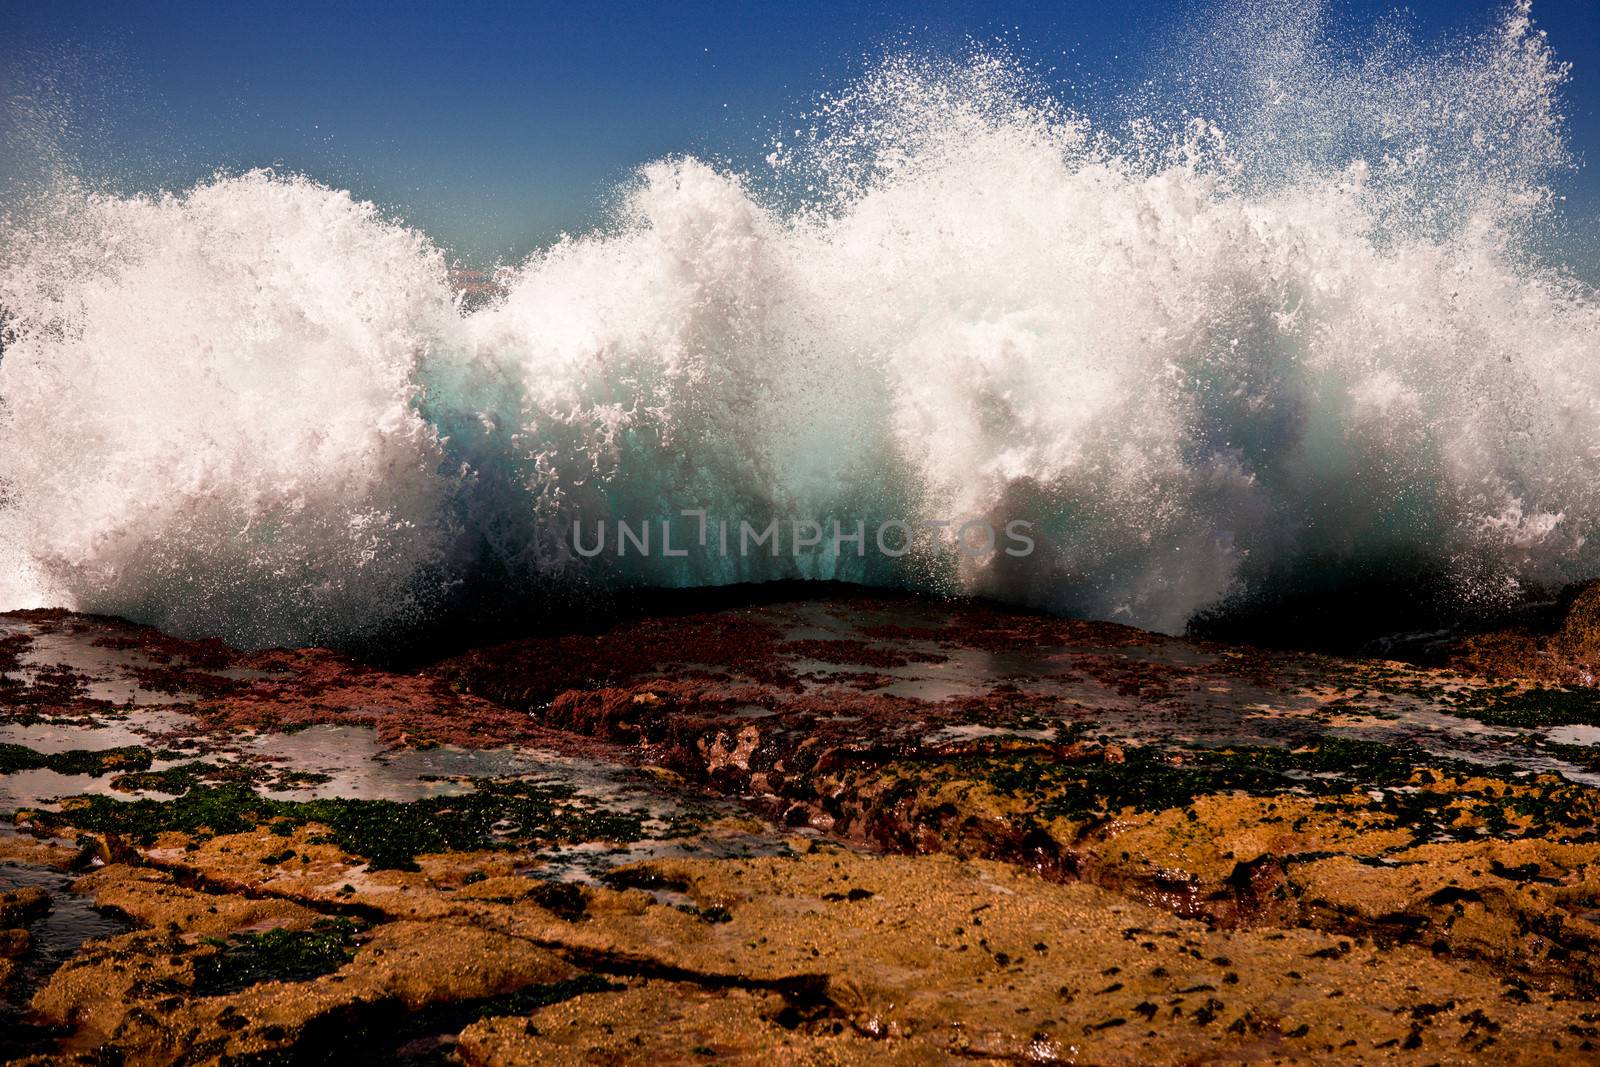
[15, 596, 1600, 1063]
[0, 927, 30, 958]
[456, 980, 945, 1065]
[1448, 580, 1600, 686]
[0, 836, 84, 871]
[0, 886, 49, 925]
[32, 908, 581, 1064]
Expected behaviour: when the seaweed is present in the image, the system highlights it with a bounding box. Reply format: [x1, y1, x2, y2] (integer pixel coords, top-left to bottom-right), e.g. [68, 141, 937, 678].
[465, 973, 621, 1020]
[958, 737, 1424, 822]
[0, 743, 152, 777]
[1443, 685, 1600, 728]
[854, 732, 1600, 858]
[107, 761, 332, 795]
[193, 919, 363, 996]
[33, 777, 706, 870]
[110, 761, 257, 794]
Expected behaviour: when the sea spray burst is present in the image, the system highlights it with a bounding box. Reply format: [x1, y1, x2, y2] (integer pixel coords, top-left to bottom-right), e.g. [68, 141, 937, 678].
[2, 1, 1598, 647]
[0, 171, 458, 644]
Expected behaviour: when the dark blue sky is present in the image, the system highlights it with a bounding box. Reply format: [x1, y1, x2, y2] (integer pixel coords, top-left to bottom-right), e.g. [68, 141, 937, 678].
[4, 1, 1598, 264]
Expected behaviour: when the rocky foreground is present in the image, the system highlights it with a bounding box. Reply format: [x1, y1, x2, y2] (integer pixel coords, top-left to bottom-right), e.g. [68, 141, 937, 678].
[5, 589, 1600, 1064]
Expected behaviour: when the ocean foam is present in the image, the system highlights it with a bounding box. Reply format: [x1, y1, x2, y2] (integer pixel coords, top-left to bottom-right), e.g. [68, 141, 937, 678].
[2, 1, 1596, 646]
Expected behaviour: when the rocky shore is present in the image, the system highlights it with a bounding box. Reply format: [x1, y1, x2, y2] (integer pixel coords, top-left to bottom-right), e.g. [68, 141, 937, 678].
[5, 589, 1600, 1063]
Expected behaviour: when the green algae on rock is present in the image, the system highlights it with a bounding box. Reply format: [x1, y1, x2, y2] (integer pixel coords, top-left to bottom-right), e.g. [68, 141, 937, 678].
[0, 744, 153, 777]
[22, 777, 708, 871]
[192, 918, 365, 996]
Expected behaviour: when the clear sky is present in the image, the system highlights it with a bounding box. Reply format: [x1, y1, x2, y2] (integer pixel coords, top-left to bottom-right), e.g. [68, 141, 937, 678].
[4, 1, 1599, 264]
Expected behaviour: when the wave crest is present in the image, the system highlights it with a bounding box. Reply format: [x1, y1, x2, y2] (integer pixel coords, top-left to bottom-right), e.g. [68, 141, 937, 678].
[2, 1, 1596, 646]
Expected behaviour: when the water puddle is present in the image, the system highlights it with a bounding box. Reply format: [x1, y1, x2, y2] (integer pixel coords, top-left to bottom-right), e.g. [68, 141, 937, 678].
[1546, 724, 1600, 746]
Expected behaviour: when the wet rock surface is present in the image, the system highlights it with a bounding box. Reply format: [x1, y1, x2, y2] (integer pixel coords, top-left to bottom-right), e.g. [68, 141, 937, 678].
[1445, 581, 1600, 689]
[5, 592, 1600, 1063]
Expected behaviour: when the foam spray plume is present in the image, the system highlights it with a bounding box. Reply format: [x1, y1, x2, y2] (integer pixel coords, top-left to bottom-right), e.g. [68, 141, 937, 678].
[1, 0, 1597, 650]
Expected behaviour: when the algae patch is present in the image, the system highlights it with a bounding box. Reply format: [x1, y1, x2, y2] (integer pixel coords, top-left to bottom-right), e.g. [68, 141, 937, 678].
[24, 777, 707, 870]
[0, 744, 152, 777]
[193, 918, 364, 995]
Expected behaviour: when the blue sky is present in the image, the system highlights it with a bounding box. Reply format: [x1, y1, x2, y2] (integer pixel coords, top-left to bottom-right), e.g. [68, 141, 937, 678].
[4, 1, 1599, 264]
